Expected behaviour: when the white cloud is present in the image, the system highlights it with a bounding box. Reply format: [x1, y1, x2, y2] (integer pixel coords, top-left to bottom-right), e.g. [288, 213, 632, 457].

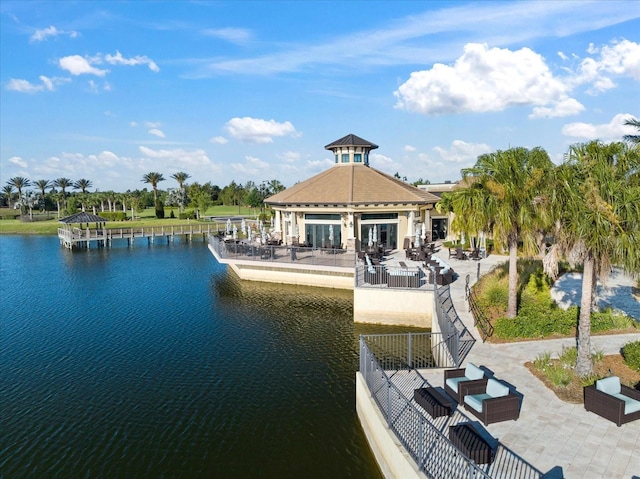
[6, 75, 67, 93]
[59, 55, 108, 76]
[432, 140, 492, 163]
[138, 146, 212, 167]
[529, 97, 585, 119]
[130, 121, 138, 127]
[245, 155, 268, 168]
[202, 28, 252, 44]
[561, 113, 638, 141]
[6, 78, 44, 93]
[279, 151, 301, 162]
[230, 155, 269, 176]
[144, 121, 162, 128]
[225, 117, 298, 143]
[30, 25, 78, 43]
[209, 136, 228, 144]
[404, 145, 416, 152]
[8, 156, 28, 168]
[572, 39, 640, 94]
[148, 129, 166, 138]
[104, 50, 160, 72]
[394, 43, 570, 116]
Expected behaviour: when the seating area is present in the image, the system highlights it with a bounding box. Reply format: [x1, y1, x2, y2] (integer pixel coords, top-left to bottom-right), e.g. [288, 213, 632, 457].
[442, 363, 521, 426]
[584, 376, 640, 427]
[462, 378, 521, 426]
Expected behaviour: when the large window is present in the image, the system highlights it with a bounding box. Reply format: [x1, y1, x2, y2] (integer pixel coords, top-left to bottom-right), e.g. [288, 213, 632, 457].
[354, 153, 362, 163]
[361, 213, 398, 220]
[305, 214, 341, 220]
[360, 223, 397, 250]
[305, 224, 341, 248]
[341, 153, 349, 163]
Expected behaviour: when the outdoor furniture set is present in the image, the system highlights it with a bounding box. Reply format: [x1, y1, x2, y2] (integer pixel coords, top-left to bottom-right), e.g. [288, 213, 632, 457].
[413, 362, 520, 466]
[584, 376, 640, 426]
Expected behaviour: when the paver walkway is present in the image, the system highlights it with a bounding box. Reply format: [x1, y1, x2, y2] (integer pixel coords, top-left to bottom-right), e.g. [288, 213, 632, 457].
[415, 248, 640, 479]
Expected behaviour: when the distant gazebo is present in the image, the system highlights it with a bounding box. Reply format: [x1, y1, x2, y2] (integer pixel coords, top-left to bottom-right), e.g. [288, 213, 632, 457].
[58, 212, 110, 249]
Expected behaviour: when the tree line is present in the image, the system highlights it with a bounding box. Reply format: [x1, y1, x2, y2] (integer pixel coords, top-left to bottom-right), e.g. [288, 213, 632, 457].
[438, 117, 639, 378]
[1, 171, 286, 220]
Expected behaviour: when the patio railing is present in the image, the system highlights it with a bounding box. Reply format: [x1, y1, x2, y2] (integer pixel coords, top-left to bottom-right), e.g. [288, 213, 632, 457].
[359, 334, 543, 479]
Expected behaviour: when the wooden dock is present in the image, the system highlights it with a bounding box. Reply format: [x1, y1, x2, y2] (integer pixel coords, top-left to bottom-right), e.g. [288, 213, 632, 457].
[58, 224, 220, 250]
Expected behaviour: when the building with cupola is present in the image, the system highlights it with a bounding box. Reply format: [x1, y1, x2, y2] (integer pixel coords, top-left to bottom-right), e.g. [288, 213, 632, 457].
[266, 134, 441, 251]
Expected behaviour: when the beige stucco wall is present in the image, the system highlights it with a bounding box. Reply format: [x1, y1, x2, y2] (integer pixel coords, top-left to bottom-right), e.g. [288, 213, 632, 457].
[353, 288, 433, 328]
[355, 373, 426, 479]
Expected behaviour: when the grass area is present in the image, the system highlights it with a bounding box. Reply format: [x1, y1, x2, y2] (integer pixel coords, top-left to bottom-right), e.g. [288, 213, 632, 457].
[525, 345, 640, 403]
[0, 206, 261, 235]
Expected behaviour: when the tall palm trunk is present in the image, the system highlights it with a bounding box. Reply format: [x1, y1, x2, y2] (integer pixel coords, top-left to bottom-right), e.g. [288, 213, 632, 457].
[576, 256, 595, 377]
[507, 235, 518, 318]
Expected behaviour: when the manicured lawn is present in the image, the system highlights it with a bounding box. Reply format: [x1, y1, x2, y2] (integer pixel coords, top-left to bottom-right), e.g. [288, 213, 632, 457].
[0, 206, 262, 235]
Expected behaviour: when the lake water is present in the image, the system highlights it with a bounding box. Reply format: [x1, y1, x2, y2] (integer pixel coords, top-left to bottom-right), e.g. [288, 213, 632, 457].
[0, 235, 401, 478]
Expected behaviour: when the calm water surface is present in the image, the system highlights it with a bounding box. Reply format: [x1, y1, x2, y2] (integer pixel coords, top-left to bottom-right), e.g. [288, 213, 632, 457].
[0, 235, 404, 478]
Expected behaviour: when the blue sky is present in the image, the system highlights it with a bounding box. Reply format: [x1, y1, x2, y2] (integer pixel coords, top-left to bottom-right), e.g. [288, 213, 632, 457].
[1, 1, 639, 193]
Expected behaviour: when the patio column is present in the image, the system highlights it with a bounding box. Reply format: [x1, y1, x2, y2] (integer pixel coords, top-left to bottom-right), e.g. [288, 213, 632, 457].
[274, 210, 282, 232]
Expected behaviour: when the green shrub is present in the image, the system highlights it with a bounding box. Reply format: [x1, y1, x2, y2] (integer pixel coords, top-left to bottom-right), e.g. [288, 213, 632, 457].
[559, 346, 577, 368]
[591, 309, 637, 332]
[546, 364, 572, 387]
[622, 340, 640, 372]
[178, 210, 196, 220]
[533, 351, 551, 371]
[100, 211, 128, 221]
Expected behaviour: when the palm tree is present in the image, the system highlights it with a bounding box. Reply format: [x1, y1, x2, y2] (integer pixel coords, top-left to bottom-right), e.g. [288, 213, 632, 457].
[171, 171, 191, 189]
[54, 178, 73, 211]
[453, 147, 554, 318]
[544, 140, 640, 377]
[2, 185, 14, 208]
[6, 177, 30, 200]
[142, 172, 166, 218]
[34, 179, 51, 197]
[623, 117, 640, 144]
[74, 178, 93, 193]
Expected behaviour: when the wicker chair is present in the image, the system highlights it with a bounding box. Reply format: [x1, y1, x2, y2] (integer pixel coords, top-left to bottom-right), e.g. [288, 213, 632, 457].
[462, 378, 521, 426]
[584, 376, 640, 427]
[444, 363, 487, 403]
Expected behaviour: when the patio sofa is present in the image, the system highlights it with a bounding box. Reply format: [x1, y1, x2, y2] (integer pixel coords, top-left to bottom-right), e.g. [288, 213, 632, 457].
[584, 376, 640, 427]
[363, 254, 388, 285]
[463, 378, 521, 426]
[444, 363, 486, 403]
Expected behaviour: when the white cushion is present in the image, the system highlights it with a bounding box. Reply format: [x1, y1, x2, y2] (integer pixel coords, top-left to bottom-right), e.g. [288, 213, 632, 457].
[464, 393, 491, 412]
[486, 378, 509, 398]
[464, 363, 484, 381]
[611, 394, 640, 415]
[596, 376, 621, 395]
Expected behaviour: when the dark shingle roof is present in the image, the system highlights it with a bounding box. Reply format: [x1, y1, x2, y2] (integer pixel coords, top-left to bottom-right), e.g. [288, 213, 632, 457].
[324, 134, 378, 150]
[59, 212, 109, 224]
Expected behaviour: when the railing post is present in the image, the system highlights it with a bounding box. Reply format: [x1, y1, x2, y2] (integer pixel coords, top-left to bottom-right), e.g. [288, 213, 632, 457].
[407, 332, 412, 369]
[386, 383, 392, 426]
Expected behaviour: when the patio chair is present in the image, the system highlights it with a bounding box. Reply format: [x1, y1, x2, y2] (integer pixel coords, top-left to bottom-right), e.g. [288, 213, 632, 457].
[444, 363, 487, 403]
[584, 376, 640, 426]
[463, 378, 521, 426]
[448, 248, 457, 259]
[468, 248, 481, 260]
[363, 255, 387, 285]
[455, 247, 468, 260]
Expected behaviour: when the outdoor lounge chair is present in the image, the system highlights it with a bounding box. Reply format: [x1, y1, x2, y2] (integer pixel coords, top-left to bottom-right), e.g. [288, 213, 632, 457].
[584, 376, 640, 427]
[463, 378, 521, 426]
[444, 363, 487, 403]
[364, 255, 387, 285]
[455, 247, 468, 260]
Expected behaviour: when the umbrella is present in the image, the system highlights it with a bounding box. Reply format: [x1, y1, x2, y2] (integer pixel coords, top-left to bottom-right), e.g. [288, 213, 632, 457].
[415, 226, 421, 247]
[295, 225, 299, 237]
[241, 218, 246, 236]
[328, 225, 334, 244]
[226, 218, 232, 234]
[372, 225, 377, 244]
[421, 223, 426, 241]
[232, 224, 237, 240]
[368, 227, 373, 247]
[247, 228, 252, 242]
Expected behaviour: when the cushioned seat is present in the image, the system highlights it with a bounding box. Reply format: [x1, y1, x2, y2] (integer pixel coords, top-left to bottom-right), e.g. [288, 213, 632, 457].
[462, 378, 520, 426]
[585, 376, 640, 426]
[444, 363, 486, 403]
